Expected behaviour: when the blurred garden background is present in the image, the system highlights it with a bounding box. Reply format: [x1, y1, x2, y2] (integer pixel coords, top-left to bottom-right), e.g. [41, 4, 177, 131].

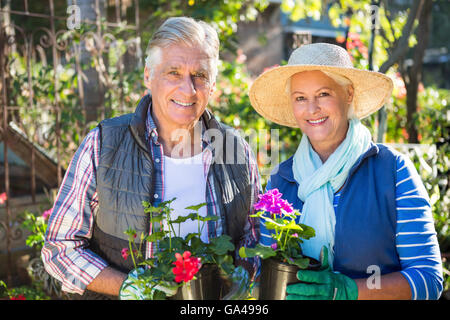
[0, 0, 448, 300]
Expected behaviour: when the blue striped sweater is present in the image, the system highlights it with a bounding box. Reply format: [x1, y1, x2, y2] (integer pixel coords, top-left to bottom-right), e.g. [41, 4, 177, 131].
[260, 155, 443, 300]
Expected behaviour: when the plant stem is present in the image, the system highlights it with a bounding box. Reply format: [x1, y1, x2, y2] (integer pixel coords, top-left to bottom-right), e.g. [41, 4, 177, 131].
[282, 230, 288, 251]
[129, 240, 137, 269]
[166, 208, 172, 251]
[198, 211, 201, 237]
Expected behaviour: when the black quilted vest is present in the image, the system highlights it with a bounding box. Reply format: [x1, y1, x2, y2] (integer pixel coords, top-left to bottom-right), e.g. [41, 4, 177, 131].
[85, 95, 255, 298]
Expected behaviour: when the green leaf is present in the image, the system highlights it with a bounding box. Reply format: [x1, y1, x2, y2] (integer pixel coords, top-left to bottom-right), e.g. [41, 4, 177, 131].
[145, 231, 166, 243]
[262, 216, 284, 230]
[144, 206, 162, 214]
[239, 244, 277, 259]
[184, 202, 207, 211]
[215, 254, 235, 275]
[185, 232, 201, 242]
[197, 215, 219, 222]
[149, 214, 165, 224]
[189, 236, 205, 254]
[209, 235, 235, 255]
[298, 224, 315, 239]
[291, 257, 310, 269]
[169, 213, 198, 224]
[139, 259, 157, 268]
[124, 228, 137, 238]
[282, 219, 304, 231]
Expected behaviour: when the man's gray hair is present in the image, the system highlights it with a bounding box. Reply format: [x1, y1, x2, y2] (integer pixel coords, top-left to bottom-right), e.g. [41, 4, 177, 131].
[145, 17, 220, 80]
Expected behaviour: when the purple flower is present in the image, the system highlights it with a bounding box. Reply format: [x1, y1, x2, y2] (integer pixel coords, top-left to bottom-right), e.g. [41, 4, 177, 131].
[254, 189, 294, 215]
[270, 243, 277, 250]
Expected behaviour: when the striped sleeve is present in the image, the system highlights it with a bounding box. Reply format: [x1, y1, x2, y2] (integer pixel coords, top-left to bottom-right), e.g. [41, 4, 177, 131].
[395, 155, 443, 300]
[41, 127, 108, 295]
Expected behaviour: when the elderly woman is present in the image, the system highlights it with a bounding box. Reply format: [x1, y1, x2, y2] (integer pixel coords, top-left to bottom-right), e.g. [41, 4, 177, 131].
[249, 43, 443, 300]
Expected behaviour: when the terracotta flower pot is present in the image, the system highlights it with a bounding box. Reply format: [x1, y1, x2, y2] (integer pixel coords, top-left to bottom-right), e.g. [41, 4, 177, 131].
[171, 264, 231, 300]
[259, 257, 321, 300]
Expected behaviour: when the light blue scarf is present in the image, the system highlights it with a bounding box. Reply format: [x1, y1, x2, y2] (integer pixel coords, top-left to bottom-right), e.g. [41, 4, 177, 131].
[292, 118, 372, 267]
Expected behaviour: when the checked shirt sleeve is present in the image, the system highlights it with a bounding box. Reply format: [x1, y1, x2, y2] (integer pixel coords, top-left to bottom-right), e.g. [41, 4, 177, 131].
[41, 127, 108, 295]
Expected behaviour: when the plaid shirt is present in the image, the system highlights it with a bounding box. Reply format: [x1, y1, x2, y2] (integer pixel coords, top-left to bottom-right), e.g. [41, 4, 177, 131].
[42, 103, 261, 295]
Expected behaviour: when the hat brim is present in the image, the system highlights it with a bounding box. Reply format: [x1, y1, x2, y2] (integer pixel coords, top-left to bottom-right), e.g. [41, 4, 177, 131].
[249, 65, 393, 128]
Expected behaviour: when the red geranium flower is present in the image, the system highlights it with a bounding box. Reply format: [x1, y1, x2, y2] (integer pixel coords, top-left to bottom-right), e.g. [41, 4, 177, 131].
[10, 294, 26, 300]
[172, 251, 201, 283]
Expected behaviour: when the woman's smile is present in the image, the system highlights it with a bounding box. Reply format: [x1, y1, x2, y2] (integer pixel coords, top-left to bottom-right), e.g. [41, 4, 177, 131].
[307, 116, 328, 125]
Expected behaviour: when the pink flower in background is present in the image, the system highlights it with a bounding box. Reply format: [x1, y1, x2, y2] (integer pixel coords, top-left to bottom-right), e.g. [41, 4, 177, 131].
[270, 243, 277, 250]
[254, 189, 294, 215]
[121, 248, 129, 260]
[236, 48, 247, 64]
[121, 248, 136, 260]
[0, 192, 7, 204]
[42, 209, 52, 220]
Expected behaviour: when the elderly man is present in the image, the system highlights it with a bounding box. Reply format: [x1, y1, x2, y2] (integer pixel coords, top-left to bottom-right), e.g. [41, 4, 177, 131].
[42, 17, 260, 300]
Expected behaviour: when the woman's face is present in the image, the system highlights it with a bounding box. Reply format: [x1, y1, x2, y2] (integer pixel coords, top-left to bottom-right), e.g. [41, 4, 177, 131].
[290, 70, 353, 158]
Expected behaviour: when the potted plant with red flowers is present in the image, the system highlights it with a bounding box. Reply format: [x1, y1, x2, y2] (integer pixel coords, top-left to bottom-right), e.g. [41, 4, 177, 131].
[122, 199, 234, 300]
[239, 189, 320, 300]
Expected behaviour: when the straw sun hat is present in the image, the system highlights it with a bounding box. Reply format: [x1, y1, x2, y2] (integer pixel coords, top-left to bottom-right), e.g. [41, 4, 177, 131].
[249, 42, 393, 128]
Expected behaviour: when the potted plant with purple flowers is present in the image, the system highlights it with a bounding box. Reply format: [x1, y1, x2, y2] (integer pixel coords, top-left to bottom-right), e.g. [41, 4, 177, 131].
[239, 189, 320, 300]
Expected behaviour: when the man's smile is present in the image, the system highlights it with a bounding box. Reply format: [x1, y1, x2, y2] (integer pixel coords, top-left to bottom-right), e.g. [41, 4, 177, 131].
[171, 99, 195, 107]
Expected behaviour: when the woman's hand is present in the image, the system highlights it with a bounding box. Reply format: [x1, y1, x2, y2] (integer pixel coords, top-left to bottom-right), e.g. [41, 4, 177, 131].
[286, 266, 358, 300]
[285, 246, 412, 300]
[286, 246, 357, 300]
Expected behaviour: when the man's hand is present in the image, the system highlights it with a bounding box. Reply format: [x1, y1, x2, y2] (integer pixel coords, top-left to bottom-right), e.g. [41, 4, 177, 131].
[119, 268, 178, 300]
[86, 266, 127, 297]
[222, 266, 251, 300]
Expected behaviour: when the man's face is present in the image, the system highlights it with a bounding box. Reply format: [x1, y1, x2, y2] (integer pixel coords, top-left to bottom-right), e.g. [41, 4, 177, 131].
[144, 44, 216, 133]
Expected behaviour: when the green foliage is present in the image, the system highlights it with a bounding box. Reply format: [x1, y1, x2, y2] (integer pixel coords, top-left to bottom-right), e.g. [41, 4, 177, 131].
[240, 204, 315, 269]
[20, 209, 50, 251]
[386, 86, 450, 255]
[138, 0, 269, 52]
[124, 199, 236, 299]
[0, 280, 50, 300]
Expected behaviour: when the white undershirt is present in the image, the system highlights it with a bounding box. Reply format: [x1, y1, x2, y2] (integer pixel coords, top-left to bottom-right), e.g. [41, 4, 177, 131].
[163, 152, 208, 243]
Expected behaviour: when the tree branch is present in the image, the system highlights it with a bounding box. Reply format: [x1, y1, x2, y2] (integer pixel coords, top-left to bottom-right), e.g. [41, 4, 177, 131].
[381, 0, 398, 44]
[378, 0, 424, 73]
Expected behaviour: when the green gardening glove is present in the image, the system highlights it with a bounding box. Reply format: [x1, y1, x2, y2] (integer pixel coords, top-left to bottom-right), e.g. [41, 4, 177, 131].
[285, 246, 358, 300]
